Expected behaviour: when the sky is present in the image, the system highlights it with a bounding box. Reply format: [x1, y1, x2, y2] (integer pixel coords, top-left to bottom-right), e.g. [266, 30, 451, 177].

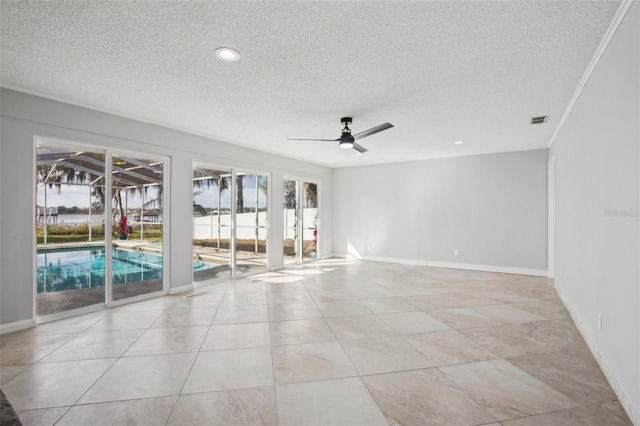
[37, 184, 160, 210]
[37, 175, 268, 210]
[193, 175, 267, 209]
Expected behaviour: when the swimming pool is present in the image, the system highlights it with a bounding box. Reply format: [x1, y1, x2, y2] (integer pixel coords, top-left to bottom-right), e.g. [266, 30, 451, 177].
[37, 246, 219, 293]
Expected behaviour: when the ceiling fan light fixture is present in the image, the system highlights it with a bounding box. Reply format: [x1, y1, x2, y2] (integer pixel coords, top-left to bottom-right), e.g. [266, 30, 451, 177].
[340, 133, 355, 149]
[287, 117, 392, 154]
[215, 47, 241, 62]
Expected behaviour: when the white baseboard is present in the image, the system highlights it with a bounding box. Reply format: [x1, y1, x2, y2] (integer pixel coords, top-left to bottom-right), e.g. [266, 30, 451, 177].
[331, 253, 547, 276]
[332, 253, 428, 266]
[425, 261, 548, 277]
[37, 303, 105, 324]
[556, 285, 640, 425]
[106, 290, 165, 308]
[0, 318, 36, 334]
[169, 284, 193, 295]
[363, 255, 428, 266]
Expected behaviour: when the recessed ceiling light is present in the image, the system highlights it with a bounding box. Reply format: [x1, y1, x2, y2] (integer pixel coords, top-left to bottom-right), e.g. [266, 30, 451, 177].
[215, 47, 241, 62]
[454, 140, 464, 145]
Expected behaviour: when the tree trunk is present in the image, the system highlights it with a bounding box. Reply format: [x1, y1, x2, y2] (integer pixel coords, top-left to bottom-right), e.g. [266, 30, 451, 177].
[115, 190, 125, 217]
[236, 175, 244, 213]
[112, 189, 125, 225]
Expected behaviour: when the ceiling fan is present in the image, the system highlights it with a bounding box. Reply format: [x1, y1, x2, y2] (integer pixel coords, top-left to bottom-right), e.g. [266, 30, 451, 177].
[287, 117, 393, 153]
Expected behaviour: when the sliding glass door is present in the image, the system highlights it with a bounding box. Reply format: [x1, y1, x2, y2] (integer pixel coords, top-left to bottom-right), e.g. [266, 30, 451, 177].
[192, 166, 233, 283]
[283, 180, 298, 265]
[301, 182, 319, 260]
[283, 178, 319, 264]
[111, 154, 166, 301]
[192, 165, 269, 282]
[35, 140, 168, 320]
[36, 144, 107, 316]
[234, 172, 269, 276]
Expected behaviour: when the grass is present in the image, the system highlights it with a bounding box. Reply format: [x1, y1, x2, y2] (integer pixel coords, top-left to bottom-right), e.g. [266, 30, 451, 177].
[37, 224, 163, 244]
[37, 226, 312, 250]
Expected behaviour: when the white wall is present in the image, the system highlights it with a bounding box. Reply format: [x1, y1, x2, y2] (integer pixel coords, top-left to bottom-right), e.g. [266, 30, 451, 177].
[333, 149, 548, 274]
[0, 88, 332, 329]
[549, 1, 639, 421]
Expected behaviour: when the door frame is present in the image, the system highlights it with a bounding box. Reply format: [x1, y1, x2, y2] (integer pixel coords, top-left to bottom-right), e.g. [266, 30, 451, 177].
[283, 176, 321, 264]
[33, 136, 171, 322]
[231, 169, 271, 278]
[548, 156, 556, 279]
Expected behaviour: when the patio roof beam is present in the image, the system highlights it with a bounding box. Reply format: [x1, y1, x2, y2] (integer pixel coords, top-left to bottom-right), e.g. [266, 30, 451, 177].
[112, 168, 158, 185]
[72, 155, 158, 185]
[37, 152, 84, 162]
[54, 161, 138, 188]
[111, 179, 140, 188]
[110, 174, 143, 188]
[118, 156, 162, 173]
[54, 161, 104, 181]
[193, 169, 222, 180]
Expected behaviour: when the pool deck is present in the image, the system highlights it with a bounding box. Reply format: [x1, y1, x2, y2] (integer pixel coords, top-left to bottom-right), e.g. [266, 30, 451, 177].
[37, 240, 267, 268]
[37, 240, 268, 272]
[37, 241, 107, 252]
[35, 241, 269, 316]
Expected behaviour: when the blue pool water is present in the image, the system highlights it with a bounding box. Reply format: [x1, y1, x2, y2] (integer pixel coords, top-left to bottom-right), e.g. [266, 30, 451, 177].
[37, 247, 218, 293]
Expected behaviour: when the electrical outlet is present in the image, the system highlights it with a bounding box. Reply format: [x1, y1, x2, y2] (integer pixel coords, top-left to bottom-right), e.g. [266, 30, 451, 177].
[597, 313, 602, 331]
[453, 249, 459, 257]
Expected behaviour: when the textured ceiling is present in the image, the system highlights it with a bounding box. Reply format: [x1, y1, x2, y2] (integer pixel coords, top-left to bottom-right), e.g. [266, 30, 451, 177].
[1, 1, 622, 168]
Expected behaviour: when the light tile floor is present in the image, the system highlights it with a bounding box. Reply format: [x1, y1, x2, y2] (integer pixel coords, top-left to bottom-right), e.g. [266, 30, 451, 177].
[0, 259, 633, 425]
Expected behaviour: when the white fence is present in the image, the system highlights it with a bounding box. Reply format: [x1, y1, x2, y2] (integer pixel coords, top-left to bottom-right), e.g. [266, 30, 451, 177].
[193, 209, 317, 240]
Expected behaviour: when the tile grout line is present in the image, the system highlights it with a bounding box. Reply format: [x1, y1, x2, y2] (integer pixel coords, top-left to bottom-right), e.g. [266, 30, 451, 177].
[60, 311, 161, 417]
[4, 261, 631, 425]
[162, 283, 229, 426]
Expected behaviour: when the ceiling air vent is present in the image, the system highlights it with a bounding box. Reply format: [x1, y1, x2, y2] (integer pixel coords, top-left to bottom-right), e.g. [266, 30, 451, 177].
[530, 115, 548, 125]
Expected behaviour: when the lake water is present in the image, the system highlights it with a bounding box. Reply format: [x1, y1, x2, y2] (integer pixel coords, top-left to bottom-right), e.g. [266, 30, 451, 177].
[55, 214, 93, 223]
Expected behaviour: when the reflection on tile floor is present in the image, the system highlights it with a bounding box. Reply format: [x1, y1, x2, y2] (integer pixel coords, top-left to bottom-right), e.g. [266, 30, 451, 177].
[0, 260, 633, 425]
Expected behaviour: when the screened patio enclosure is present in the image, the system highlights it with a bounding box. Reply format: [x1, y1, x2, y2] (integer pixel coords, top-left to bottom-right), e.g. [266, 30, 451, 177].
[36, 144, 166, 316]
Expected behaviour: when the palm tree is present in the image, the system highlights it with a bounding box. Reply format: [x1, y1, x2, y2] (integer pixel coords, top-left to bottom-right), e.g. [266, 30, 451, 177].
[216, 176, 229, 248]
[192, 174, 229, 248]
[259, 176, 269, 201]
[37, 163, 94, 223]
[284, 180, 296, 209]
[236, 175, 244, 213]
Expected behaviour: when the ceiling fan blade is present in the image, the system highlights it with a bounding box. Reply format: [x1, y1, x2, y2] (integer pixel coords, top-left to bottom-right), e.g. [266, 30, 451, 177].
[286, 138, 339, 142]
[353, 143, 368, 153]
[353, 123, 394, 140]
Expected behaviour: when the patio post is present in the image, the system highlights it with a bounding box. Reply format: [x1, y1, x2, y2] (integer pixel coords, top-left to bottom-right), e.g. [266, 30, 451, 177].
[210, 206, 213, 239]
[140, 186, 144, 241]
[43, 183, 48, 244]
[255, 174, 259, 254]
[43, 252, 47, 292]
[217, 182, 221, 249]
[88, 185, 92, 242]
